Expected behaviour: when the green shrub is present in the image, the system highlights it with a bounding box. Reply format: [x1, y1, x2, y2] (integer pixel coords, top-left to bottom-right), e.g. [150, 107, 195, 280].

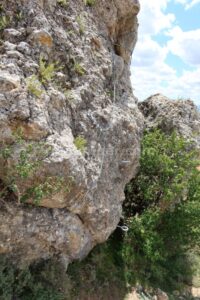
[67, 235, 127, 299]
[0, 235, 126, 300]
[123, 129, 200, 292]
[124, 129, 199, 215]
[0, 256, 67, 300]
[1, 129, 199, 298]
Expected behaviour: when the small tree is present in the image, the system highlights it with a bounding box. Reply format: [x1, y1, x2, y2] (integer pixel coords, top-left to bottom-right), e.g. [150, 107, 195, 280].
[123, 129, 200, 292]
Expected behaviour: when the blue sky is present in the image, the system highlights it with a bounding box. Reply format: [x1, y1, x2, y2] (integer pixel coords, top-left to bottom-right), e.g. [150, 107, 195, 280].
[131, 0, 200, 106]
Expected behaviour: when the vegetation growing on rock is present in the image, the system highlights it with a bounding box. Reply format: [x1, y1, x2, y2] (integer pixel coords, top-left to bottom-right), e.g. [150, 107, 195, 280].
[84, 0, 96, 7]
[73, 136, 87, 154]
[1, 130, 199, 299]
[0, 237, 126, 300]
[0, 0, 143, 263]
[0, 130, 71, 205]
[0, 0, 199, 298]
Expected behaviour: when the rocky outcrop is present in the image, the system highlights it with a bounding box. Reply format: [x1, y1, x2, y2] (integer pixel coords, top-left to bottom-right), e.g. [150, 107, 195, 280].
[139, 94, 200, 147]
[0, 0, 143, 265]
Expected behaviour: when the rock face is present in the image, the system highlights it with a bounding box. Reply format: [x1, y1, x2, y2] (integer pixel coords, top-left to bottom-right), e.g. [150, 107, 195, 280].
[139, 94, 200, 147]
[0, 0, 143, 265]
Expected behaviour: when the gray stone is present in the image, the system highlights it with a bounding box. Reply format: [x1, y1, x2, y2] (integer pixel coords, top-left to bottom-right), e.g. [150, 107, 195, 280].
[0, 0, 143, 265]
[3, 28, 22, 42]
[17, 42, 32, 55]
[139, 94, 200, 148]
[156, 289, 169, 300]
[4, 41, 17, 51]
[0, 72, 20, 92]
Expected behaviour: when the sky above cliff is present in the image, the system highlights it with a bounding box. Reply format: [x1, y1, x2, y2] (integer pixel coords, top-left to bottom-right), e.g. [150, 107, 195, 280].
[131, 0, 200, 106]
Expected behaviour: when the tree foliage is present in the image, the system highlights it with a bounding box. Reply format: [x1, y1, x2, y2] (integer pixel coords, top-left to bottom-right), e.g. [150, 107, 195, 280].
[123, 129, 200, 292]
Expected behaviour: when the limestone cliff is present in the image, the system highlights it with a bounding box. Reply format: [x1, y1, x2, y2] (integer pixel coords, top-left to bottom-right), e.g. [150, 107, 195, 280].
[0, 0, 143, 265]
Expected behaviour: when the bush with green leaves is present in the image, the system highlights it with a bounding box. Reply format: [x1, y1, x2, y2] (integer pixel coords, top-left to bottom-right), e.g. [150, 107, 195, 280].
[124, 129, 199, 215]
[0, 256, 68, 300]
[123, 129, 200, 292]
[0, 234, 127, 300]
[68, 236, 126, 299]
[1, 128, 199, 298]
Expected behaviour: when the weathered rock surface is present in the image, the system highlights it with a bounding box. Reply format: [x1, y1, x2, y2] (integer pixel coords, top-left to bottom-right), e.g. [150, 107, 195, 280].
[0, 0, 143, 265]
[139, 94, 200, 147]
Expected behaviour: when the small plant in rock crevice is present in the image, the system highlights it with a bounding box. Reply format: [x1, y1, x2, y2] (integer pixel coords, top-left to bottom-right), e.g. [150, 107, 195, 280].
[76, 15, 85, 35]
[57, 0, 68, 7]
[73, 60, 85, 76]
[0, 15, 9, 31]
[26, 75, 43, 98]
[39, 56, 59, 84]
[84, 0, 96, 6]
[20, 176, 73, 206]
[26, 57, 60, 98]
[15, 10, 23, 22]
[63, 89, 75, 103]
[0, 5, 9, 31]
[0, 129, 71, 205]
[74, 136, 87, 153]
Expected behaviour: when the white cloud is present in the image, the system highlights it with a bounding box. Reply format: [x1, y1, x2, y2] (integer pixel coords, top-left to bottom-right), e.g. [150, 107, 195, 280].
[131, 0, 200, 106]
[131, 65, 200, 105]
[131, 0, 176, 100]
[138, 0, 175, 36]
[131, 62, 176, 101]
[186, 0, 200, 9]
[175, 0, 186, 4]
[167, 26, 200, 66]
[133, 37, 168, 67]
[175, 0, 200, 9]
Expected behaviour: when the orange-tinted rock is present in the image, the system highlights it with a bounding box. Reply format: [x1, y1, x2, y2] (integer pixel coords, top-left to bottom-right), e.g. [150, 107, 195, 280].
[30, 30, 53, 49]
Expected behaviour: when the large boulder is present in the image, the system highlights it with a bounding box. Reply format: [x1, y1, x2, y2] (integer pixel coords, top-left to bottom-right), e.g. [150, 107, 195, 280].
[139, 94, 200, 148]
[0, 0, 143, 265]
